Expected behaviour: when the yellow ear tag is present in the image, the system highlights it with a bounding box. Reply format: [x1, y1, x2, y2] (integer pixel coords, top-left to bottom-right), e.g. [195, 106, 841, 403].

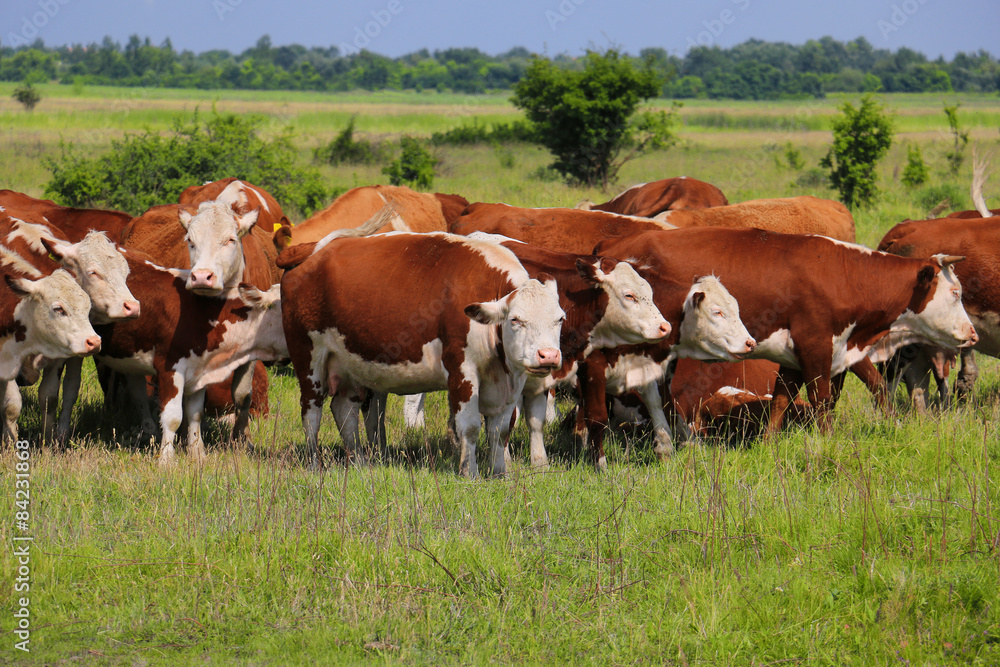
[273, 223, 282, 232]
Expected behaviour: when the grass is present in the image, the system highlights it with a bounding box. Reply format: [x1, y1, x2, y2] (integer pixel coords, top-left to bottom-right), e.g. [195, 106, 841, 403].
[2, 87, 1000, 665]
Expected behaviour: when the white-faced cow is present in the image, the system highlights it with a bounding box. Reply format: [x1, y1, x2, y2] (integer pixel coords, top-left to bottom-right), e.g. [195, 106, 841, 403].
[595, 228, 978, 436]
[280, 230, 565, 478]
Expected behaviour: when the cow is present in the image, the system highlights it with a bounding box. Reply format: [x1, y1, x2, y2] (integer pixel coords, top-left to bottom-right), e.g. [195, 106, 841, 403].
[670, 359, 813, 441]
[0, 270, 101, 442]
[391, 233, 671, 470]
[279, 229, 565, 478]
[877, 216, 1000, 406]
[272, 184, 468, 251]
[0, 190, 132, 243]
[595, 227, 978, 436]
[0, 214, 139, 444]
[94, 249, 286, 465]
[120, 200, 279, 439]
[583, 176, 729, 216]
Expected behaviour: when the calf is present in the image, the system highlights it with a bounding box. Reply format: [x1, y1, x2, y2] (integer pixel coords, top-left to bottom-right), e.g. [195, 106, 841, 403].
[596, 228, 978, 435]
[94, 250, 286, 464]
[0, 270, 100, 442]
[280, 231, 564, 478]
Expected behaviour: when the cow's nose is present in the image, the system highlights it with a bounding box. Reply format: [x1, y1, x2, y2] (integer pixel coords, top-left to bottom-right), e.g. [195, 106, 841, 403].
[657, 321, 671, 337]
[536, 348, 561, 367]
[190, 270, 215, 287]
[745, 338, 757, 352]
[969, 328, 979, 345]
[85, 336, 101, 353]
[123, 300, 140, 318]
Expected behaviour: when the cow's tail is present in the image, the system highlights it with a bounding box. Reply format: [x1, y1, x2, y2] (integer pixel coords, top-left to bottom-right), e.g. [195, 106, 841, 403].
[275, 203, 397, 271]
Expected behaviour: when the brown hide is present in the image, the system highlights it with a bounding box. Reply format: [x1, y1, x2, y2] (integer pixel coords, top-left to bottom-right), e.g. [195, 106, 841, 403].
[592, 177, 729, 216]
[658, 196, 856, 242]
[0, 190, 132, 243]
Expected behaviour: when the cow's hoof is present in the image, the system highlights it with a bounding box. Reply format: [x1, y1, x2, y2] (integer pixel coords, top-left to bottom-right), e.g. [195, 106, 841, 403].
[595, 456, 608, 473]
[653, 445, 676, 461]
[529, 457, 549, 471]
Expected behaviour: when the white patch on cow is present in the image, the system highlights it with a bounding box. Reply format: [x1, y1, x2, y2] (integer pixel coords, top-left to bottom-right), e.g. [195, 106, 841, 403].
[448, 233, 531, 284]
[0, 244, 41, 278]
[6, 217, 57, 253]
[375, 192, 409, 231]
[671, 276, 755, 362]
[97, 349, 156, 375]
[753, 328, 799, 368]
[811, 235, 873, 254]
[604, 353, 665, 395]
[717, 386, 759, 399]
[466, 232, 525, 245]
[829, 322, 870, 375]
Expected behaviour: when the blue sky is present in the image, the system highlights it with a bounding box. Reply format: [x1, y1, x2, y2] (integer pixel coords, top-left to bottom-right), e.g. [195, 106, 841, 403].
[2, 0, 997, 60]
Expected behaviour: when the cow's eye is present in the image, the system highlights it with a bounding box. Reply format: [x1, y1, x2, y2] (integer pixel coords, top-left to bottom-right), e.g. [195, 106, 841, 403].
[624, 293, 637, 303]
[511, 317, 524, 328]
[951, 288, 961, 300]
[53, 305, 66, 316]
[713, 309, 724, 318]
[88, 270, 101, 278]
[225, 238, 237, 246]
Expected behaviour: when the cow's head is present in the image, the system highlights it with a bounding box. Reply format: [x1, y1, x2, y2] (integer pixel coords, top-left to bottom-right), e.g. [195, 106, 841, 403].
[6, 269, 101, 358]
[674, 275, 756, 361]
[577, 257, 670, 346]
[179, 201, 258, 296]
[884, 255, 978, 353]
[42, 233, 139, 324]
[465, 277, 565, 377]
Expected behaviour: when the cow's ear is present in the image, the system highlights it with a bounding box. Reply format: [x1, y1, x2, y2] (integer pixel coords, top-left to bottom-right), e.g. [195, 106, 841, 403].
[238, 282, 264, 306]
[465, 300, 507, 325]
[917, 264, 937, 288]
[576, 257, 614, 285]
[41, 237, 76, 264]
[273, 225, 292, 253]
[236, 209, 259, 237]
[178, 209, 194, 230]
[5, 274, 33, 298]
[689, 291, 706, 309]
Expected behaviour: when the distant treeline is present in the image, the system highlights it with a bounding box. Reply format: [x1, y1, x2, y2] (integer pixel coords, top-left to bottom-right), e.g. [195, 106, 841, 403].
[2, 34, 998, 99]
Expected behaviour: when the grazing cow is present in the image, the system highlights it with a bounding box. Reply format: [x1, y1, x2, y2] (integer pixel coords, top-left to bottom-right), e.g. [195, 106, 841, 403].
[94, 250, 286, 464]
[280, 229, 565, 478]
[0, 190, 132, 243]
[877, 216, 1000, 405]
[272, 184, 469, 251]
[595, 228, 978, 435]
[0, 215, 139, 443]
[585, 177, 729, 216]
[0, 270, 101, 442]
[120, 200, 279, 437]
[670, 359, 813, 440]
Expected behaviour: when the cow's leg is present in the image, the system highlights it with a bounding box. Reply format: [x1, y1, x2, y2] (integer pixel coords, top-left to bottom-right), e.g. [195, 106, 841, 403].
[766, 369, 802, 437]
[577, 356, 610, 472]
[229, 361, 255, 444]
[639, 380, 674, 460]
[55, 358, 84, 444]
[157, 371, 186, 466]
[954, 348, 978, 403]
[928, 348, 953, 409]
[126, 373, 158, 442]
[38, 362, 64, 445]
[523, 390, 550, 469]
[2, 381, 21, 444]
[403, 393, 426, 429]
[363, 391, 388, 453]
[486, 404, 517, 477]
[184, 388, 208, 462]
[849, 359, 890, 415]
[901, 353, 933, 414]
[291, 347, 328, 471]
[330, 393, 366, 466]
[545, 388, 558, 422]
[801, 366, 836, 434]
[453, 392, 481, 478]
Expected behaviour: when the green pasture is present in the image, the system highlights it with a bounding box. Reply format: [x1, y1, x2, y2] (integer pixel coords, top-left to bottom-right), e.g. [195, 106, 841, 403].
[1, 87, 1000, 665]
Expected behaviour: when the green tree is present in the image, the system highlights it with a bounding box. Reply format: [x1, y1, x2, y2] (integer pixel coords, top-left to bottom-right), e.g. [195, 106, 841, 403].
[511, 49, 671, 188]
[901, 144, 929, 187]
[381, 136, 435, 190]
[943, 103, 969, 174]
[820, 94, 894, 208]
[12, 82, 41, 111]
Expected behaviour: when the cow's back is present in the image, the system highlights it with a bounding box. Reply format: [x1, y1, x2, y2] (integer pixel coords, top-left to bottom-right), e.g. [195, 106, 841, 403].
[662, 196, 856, 242]
[593, 177, 729, 216]
[0, 190, 132, 243]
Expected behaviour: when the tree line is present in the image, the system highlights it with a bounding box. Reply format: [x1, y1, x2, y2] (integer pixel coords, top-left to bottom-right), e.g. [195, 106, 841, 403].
[1, 34, 997, 98]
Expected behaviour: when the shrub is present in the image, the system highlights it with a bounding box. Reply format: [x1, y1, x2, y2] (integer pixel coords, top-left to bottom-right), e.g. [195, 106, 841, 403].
[901, 144, 929, 187]
[44, 111, 329, 217]
[793, 168, 828, 188]
[916, 183, 964, 213]
[381, 136, 435, 189]
[943, 103, 969, 175]
[493, 144, 516, 169]
[783, 142, 805, 170]
[429, 119, 537, 146]
[511, 49, 675, 188]
[12, 82, 41, 111]
[820, 94, 894, 208]
[314, 116, 388, 166]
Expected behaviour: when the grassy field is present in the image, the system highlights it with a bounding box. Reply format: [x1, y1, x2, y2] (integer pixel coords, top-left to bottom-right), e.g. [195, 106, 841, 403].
[1, 87, 1000, 665]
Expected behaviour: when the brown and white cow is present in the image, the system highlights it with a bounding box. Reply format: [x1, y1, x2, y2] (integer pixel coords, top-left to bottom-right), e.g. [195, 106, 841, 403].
[584, 176, 729, 216]
[272, 184, 469, 251]
[94, 250, 287, 464]
[0, 215, 139, 443]
[280, 230, 564, 478]
[877, 216, 1000, 406]
[0, 270, 101, 442]
[595, 228, 978, 435]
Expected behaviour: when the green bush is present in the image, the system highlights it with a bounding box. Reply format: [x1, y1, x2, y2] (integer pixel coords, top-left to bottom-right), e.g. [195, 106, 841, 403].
[820, 94, 894, 208]
[429, 119, 537, 146]
[314, 115, 388, 166]
[901, 144, 929, 187]
[43, 111, 329, 217]
[381, 136, 435, 190]
[916, 183, 964, 213]
[12, 82, 41, 111]
[943, 103, 969, 175]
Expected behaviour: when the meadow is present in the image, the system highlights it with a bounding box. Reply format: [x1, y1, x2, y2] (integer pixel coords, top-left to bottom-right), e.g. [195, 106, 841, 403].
[1, 85, 999, 665]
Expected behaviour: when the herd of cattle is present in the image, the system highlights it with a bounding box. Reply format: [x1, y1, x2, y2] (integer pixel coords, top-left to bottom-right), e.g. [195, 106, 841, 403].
[0, 173, 997, 476]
